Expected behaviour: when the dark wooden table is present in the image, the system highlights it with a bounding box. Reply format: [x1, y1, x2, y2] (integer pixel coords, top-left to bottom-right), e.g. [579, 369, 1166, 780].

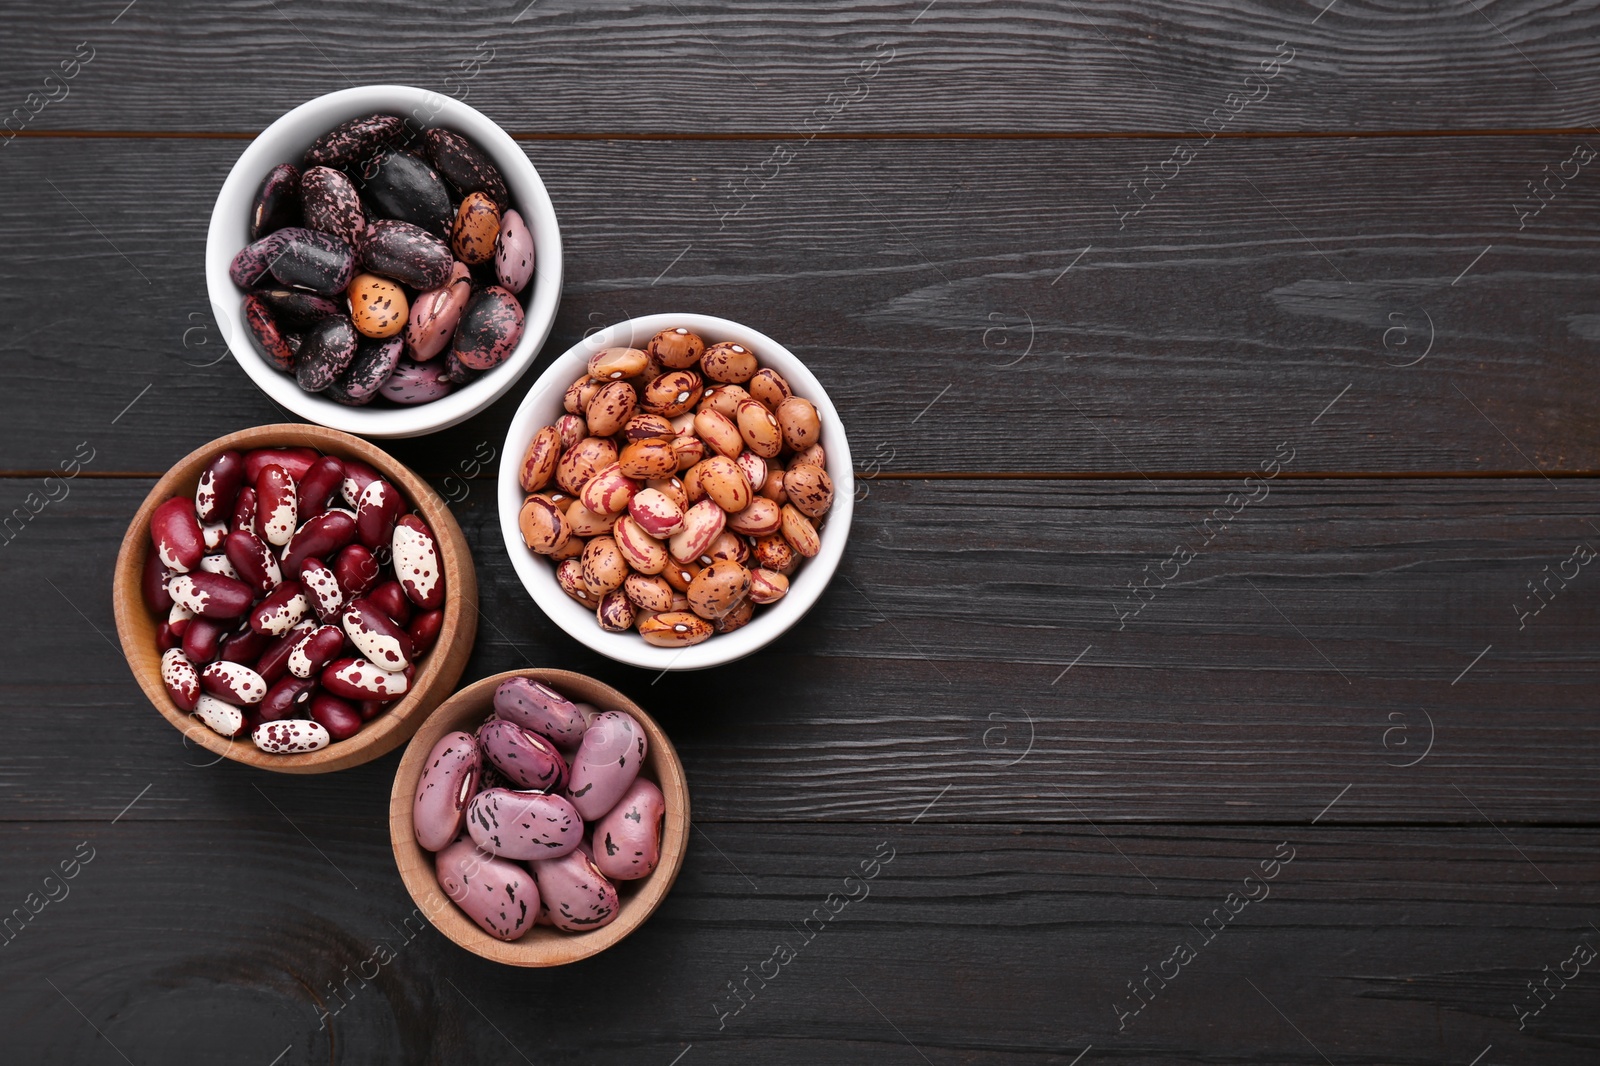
[4, 2, 1599, 1062]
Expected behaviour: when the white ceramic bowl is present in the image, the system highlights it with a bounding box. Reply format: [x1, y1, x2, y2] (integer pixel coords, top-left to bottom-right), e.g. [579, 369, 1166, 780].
[499, 314, 854, 671]
[206, 85, 563, 437]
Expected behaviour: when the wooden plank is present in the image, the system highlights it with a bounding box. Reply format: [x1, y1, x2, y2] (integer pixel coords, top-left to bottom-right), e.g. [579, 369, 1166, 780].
[2, 135, 1598, 475]
[6, 478, 1598, 824]
[1, 820, 1595, 1063]
[2, 1, 1598, 133]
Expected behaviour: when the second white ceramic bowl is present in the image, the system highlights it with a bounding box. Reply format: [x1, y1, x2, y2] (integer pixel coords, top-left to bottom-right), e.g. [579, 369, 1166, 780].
[499, 314, 854, 671]
[206, 84, 563, 438]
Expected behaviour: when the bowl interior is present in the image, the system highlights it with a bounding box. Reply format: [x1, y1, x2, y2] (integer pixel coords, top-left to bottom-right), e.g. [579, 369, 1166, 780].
[389, 669, 690, 966]
[112, 424, 478, 773]
[206, 84, 563, 438]
[498, 313, 855, 671]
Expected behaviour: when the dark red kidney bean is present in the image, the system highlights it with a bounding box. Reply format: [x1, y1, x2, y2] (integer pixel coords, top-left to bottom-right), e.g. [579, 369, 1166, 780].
[245, 448, 320, 483]
[250, 163, 300, 240]
[300, 165, 365, 247]
[255, 463, 298, 548]
[244, 293, 299, 372]
[310, 694, 364, 741]
[156, 622, 178, 651]
[355, 479, 405, 549]
[249, 580, 309, 636]
[452, 286, 524, 371]
[295, 315, 359, 393]
[296, 456, 345, 526]
[259, 674, 318, 721]
[150, 496, 205, 573]
[229, 230, 289, 289]
[326, 335, 402, 406]
[195, 449, 246, 524]
[359, 219, 452, 290]
[300, 556, 345, 620]
[269, 227, 356, 296]
[231, 485, 258, 537]
[407, 608, 443, 657]
[366, 579, 412, 627]
[257, 288, 340, 330]
[340, 459, 382, 507]
[200, 660, 269, 705]
[321, 657, 410, 700]
[182, 617, 225, 664]
[166, 609, 192, 641]
[281, 510, 357, 578]
[342, 597, 412, 671]
[224, 528, 281, 593]
[217, 623, 269, 665]
[357, 148, 452, 235]
[303, 112, 405, 168]
[332, 544, 381, 598]
[167, 572, 254, 619]
[357, 699, 386, 722]
[256, 619, 315, 683]
[424, 127, 508, 209]
[288, 624, 346, 680]
[392, 514, 444, 609]
[142, 551, 174, 613]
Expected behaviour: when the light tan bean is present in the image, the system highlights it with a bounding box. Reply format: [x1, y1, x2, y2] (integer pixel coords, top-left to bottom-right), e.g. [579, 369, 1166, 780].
[700, 341, 759, 383]
[642, 370, 703, 417]
[585, 380, 637, 437]
[793, 442, 826, 469]
[628, 487, 685, 538]
[647, 327, 705, 369]
[735, 451, 768, 492]
[578, 462, 639, 515]
[784, 463, 834, 519]
[617, 438, 678, 480]
[662, 561, 700, 593]
[623, 413, 675, 442]
[696, 455, 752, 512]
[564, 498, 619, 537]
[727, 496, 782, 537]
[556, 557, 595, 605]
[613, 514, 668, 575]
[518, 494, 570, 555]
[749, 568, 789, 604]
[556, 437, 618, 495]
[671, 433, 707, 471]
[555, 414, 586, 452]
[669, 499, 726, 564]
[688, 559, 751, 620]
[780, 504, 820, 558]
[588, 347, 648, 381]
[694, 409, 743, 459]
[754, 533, 799, 573]
[638, 611, 713, 647]
[735, 397, 783, 458]
[564, 374, 600, 415]
[699, 384, 750, 420]
[646, 477, 688, 509]
[623, 573, 674, 612]
[777, 396, 821, 452]
[759, 460, 789, 504]
[748, 367, 791, 410]
[549, 533, 587, 561]
[698, 530, 750, 567]
[520, 426, 561, 492]
[581, 536, 629, 595]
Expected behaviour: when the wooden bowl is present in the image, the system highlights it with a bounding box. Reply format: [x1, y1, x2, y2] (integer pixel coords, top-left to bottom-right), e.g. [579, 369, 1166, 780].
[388, 670, 690, 966]
[112, 424, 478, 773]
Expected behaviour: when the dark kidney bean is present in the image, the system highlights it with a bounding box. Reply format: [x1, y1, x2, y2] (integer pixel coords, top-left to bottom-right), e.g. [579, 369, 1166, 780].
[366, 579, 412, 627]
[300, 165, 365, 247]
[294, 315, 359, 393]
[142, 551, 174, 613]
[229, 230, 289, 289]
[269, 227, 355, 296]
[302, 112, 405, 168]
[168, 571, 255, 619]
[182, 617, 225, 664]
[355, 479, 405, 549]
[281, 510, 357, 577]
[231, 485, 258, 537]
[245, 447, 321, 483]
[259, 674, 318, 721]
[425, 127, 508, 209]
[332, 543, 381, 599]
[356, 149, 452, 235]
[224, 529, 281, 593]
[256, 619, 315, 684]
[250, 163, 300, 240]
[150, 497, 205, 573]
[326, 335, 402, 406]
[310, 694, 364, 740]
[249, 580, 309, 636]
[357, 698, 387, 721]
[340, 459, 382, 507]
[407, 607, 443, 657]
[452, 286, 524, 371]
[295, 456, 345, 526]
[195, 450, 246, 525]
[217, 623, 270, 666]
[359, 220, 452, 290]
[256, 288, 341, 330]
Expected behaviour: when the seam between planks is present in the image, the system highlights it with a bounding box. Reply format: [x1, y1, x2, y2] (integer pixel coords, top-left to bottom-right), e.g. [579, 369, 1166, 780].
[8, 128, 1600, 142]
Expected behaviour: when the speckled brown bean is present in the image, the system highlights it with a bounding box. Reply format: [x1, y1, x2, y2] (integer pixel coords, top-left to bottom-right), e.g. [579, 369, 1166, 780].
[727, 496, 782, 537]
[563, 499, 618, 538]
[612, 515, 667, 575]
[698, 530, 749, 568]
[753, 533, 798, 573]
[519, 494, 571, 555]
[519, 426, 562, 492]
[585, 381, 637, 437]
[616, 438, 678, 481]
[661, 560, 699, 594]
[587, 347, 648, 381]
[736, 398, 784, 459]
[623, 413, 674, 442]
[794, 443, 827, 469]
[549, 532, 586, 562]
[623, 573, 674, 612]
[641, 370, 703, 417]
[563, 374, 601, 416]
[680, 463, 706, 505]
[670, 434, 706, 472]
[759, 461, 789, 505]
[780, 504, 821, 558]
[556, 437, 618, 496]
[784, 463, 834, 518]
[647, 327, 705, 369]
[638, 611, 713, 647]
[699, 384, 750, 420]
[627, 487, 685, 538]
[696, 455, 752, 513]
[555, 414, 587, 452]
[581, 537, 628, 595]
[749, 568, 789, 604]
[668, 499, 725, 564]
[578, 463, 640, 517]
[556, 557, 595, 605]
[646, 477, 688, 510]
[778, 397, 822, 451]
[347, 273, 409, 339]
[450, 192, 500, 265]
[714, 597, 755, 634]
[700, 341, 759, 383]
[694, 409, 743, 460]
[748, 367, 792, 410]
[735, 452, 768, 493]
[596, 588, 635, 632]
[686, 559, 750, 620]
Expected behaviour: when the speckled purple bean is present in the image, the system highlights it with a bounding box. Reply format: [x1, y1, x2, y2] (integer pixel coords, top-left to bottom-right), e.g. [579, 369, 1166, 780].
[413, 731, 482, 852]
[466, 788, 582, 860]
[300, 165, 366, 247]
[302, 113, 405, 169]
[494, 210, 534, 294]
[565, 711, 647, 821]
[294, 315, 359, 393]
[492, 677, 589, 748]
[531, 843, 620, 931]
[325, 335, 402, 406]
[478, 719, 569, 793]
[592, 778, 666, 881]
[250, 163, 300, 240]
[452, 285, 523, 371]
[268, 227, 355, 296]
[443, 349, 475, 385]
[435, 837, 538, 941]
[404, 261, 471, 362]
[379, 357, 455, 405]
[425, 128, 509, 209]
[256, 288, 341, 330]
[360, 219, 453, 290]
[229, 230, 289, 289]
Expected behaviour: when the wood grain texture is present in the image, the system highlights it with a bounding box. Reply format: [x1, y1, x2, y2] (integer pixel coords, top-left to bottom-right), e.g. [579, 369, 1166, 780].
[1, 136, 1598, 474]
[1, 1, 1598, 133]
[7, 478, 1597, 823]
[0, 821, 1595, 1064]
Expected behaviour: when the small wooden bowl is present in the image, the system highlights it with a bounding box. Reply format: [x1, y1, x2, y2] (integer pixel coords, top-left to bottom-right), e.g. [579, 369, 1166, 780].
[112, 424, 478, 773]
[388, 669, 690, 966]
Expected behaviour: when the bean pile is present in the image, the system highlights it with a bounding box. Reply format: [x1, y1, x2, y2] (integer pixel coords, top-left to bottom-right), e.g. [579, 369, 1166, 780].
[146, 446, 447, 754]
[516, 328, 834, 647]
[414, 678, 666, 940]
[229, 113, 534, 407]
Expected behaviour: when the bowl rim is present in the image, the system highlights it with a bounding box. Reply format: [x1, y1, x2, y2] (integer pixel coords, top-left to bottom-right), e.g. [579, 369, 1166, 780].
[496, 313, 855, 671]
[388, 668, 690, 966]
[205, 83, 564, 438]
[111, 423, 478, 773]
